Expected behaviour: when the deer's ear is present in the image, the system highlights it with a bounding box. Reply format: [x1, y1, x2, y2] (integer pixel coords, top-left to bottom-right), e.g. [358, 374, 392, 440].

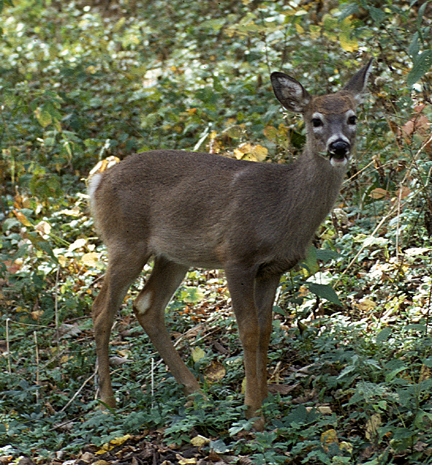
[271, 72, 311, 113]
[343, 58, 373, 104]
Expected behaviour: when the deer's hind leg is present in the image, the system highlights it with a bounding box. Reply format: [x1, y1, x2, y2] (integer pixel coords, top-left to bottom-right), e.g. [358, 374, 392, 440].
[134, 255, 200, 395]
[92, 244, 150, 408]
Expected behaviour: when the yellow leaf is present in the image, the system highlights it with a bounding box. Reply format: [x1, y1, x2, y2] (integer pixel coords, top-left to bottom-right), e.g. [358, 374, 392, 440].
[419, 364, 432, 382]
[204, 360, 226, 383]
[81, 252, 100, 267]
[192, 347, 206, 363]
[318, 405, 333, 414]
[306, 405, 332, 414]
[321, 429, 338, 452]
[339, 19, 358, 52]
[58, 255, 67, 267]
[191, 434, 210, 447]
[241, 377, 247, 394]
[13, 210, 32, 227]
[69, 238, 87, 252]
[233, 148, 244, 160]
[31, 310, 43, 321]
[110, 434, 131, 446]
[355, 298, 376, 312]
[234, 143, 267, 162]
[340, 441, 353, 454]
[250, 144, 268, 162]
[366, 413, 381, 440]
[59, 206, 81, 216]
[179, 459, 197, 465]
[298, 285, 309, 297]
[295, 23, 304, 34]
[96, 435, 131, 454]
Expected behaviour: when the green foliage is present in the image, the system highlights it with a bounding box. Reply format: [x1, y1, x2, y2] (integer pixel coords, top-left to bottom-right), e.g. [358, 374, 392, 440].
[1, 0, 432, 463]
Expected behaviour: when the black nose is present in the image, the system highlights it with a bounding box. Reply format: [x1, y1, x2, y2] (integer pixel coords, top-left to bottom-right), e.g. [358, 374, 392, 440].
[329, 140, 350, 159]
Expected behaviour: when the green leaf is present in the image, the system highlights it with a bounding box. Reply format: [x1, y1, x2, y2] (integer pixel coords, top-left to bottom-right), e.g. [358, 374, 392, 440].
[307, 283, 342, 306]
[368, 6, 387, 24]
[408, 32, 420, 59]
[376, 327, 392, 343]
[417, 1, 431, 29]
[35, 108, 52, 128]
[302, 245, 318, 276]
[407, 50, 432, 87]
[339, 3, 359, 22]
[315, 249, 340, 262]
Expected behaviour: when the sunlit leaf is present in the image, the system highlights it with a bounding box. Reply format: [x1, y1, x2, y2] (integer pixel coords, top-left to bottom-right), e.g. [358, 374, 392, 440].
[204, 360, 226, 383]
[81, 252, 99, 267]
[13, 209, 32, 227]
[192, 347, 205, 363]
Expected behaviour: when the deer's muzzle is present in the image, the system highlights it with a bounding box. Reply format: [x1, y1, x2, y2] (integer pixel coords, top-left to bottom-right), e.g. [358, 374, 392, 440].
[328, 139, 350, 161]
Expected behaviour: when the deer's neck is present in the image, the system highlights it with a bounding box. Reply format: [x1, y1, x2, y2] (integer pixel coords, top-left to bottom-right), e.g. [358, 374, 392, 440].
[281, 150, 346, 244]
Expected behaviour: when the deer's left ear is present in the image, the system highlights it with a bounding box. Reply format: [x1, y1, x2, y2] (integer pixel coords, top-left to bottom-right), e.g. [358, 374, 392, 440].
[343, 58, 373, 104]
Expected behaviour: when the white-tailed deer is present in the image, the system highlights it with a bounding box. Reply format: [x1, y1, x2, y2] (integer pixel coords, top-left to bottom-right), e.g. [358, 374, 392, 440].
[88, 59, 372, 428]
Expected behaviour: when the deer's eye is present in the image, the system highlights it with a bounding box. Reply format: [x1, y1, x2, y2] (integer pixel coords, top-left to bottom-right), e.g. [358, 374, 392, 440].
[312, 118, 323, 128]
[348, 115, 357, 125]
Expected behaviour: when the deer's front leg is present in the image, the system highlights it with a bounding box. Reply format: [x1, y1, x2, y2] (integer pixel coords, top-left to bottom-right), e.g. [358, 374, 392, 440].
[254, 273, 281, 406]
[225, 267, 265, 425]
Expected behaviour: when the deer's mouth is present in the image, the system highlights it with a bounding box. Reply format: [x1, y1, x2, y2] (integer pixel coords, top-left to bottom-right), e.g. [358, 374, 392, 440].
[328, 139, 351, 166]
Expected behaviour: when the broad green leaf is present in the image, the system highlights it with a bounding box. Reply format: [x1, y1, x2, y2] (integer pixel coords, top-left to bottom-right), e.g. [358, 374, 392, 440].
[308, 282, 342, 306]
[407, 50, 432, 86]
[339, 3, 359, 22]
[368, 6, 387, 24]
[408, 32, 420, 58]
[376, 327, 392, 343]
[315, 248, 340, 262]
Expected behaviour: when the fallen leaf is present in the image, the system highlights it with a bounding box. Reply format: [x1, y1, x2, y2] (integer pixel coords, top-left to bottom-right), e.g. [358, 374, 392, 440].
[69, 238, 87, 252]
[192, 346, 206, 363]
[191, 434, 210, 447]
[204, 361, 226, 383]
[365, 413, 381, 440]
[81, 252, 99, 267]
[35, 220, 51, 236]
[369, 188, 389, 199]
[321, 429, 338, 452]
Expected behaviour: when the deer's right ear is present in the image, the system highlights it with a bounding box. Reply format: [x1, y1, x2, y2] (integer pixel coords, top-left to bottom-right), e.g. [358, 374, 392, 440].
[271, 72, 311, 113]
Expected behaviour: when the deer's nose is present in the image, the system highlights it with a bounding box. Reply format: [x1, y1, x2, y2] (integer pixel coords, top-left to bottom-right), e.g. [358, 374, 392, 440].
[328, 140, 350, 159]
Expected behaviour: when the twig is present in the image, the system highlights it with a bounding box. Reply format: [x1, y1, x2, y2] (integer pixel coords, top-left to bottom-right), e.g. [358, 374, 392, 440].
[6, 318, 11, 375]
[34, 331, 40, 404]
[334, 202, 398, 287]
[54, 264, 60, 349]
[59, 365, 98, 413]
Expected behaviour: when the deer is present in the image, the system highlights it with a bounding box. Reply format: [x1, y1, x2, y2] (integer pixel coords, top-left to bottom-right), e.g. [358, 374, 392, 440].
[88, 59, 372, 429]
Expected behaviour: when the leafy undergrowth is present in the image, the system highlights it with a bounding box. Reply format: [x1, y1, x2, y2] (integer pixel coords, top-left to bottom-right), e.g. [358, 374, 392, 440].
[1, 258, 432, 464]
[1, 0, 432, 464]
